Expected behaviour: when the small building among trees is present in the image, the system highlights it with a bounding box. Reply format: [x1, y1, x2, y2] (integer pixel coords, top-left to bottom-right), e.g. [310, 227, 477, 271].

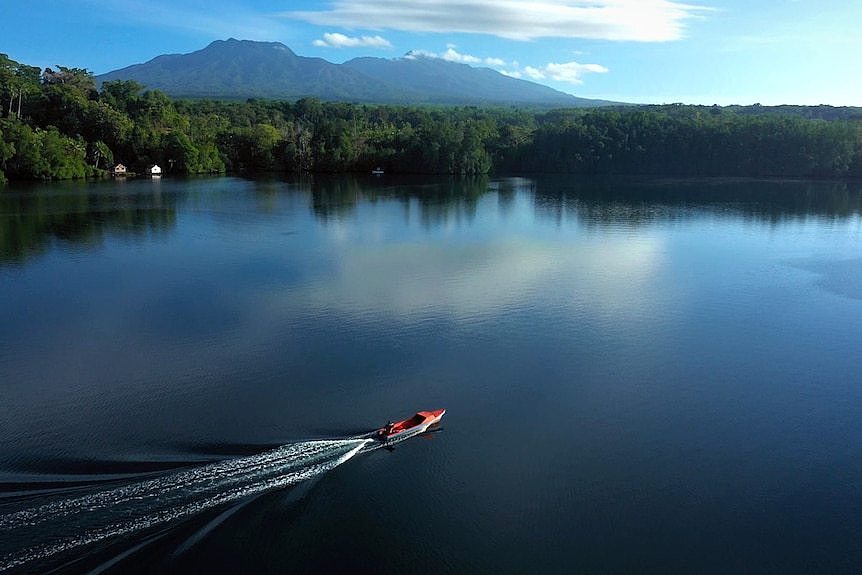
[112, 164, 127, 176]
[149, 164, 162, 175]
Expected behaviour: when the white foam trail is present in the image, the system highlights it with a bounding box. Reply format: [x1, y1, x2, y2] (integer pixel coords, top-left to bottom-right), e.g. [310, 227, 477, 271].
[1, 440, 357, 529]
[0, 439, 370, 572]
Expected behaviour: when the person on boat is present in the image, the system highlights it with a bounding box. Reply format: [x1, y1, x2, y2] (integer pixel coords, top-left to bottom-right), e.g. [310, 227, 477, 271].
[380, 421, 394, 438]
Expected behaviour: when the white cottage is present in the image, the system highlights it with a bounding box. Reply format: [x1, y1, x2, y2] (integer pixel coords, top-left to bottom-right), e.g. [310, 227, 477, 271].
[112, 163, 127, 176]
[149, 164, 162, 175]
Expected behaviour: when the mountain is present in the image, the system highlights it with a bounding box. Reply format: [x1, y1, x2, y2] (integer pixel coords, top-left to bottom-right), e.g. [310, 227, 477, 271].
[343, 52, 612, 107]
[96, 39, 394, 102]
[97, 39, 616, 107]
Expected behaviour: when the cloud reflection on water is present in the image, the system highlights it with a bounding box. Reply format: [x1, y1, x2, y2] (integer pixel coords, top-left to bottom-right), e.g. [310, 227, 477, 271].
[267, 216, 668, 325]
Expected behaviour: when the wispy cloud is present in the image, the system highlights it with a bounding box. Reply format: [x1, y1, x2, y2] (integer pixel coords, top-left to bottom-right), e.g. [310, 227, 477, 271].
[406, 46, 607, 85]
[407, 45, 510, 67]
[287, 0, 710, 42]
[440, 46, 482, 64]
[520, 61, 610, 84]
[312, 32, 392, 48]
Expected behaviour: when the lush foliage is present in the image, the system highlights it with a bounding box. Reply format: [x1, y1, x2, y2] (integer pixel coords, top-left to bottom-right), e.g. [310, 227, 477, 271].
[2, 53, 861, 184]
[508, 107, 862, 178]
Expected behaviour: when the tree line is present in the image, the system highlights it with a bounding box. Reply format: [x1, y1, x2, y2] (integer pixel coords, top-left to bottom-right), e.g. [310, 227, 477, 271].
[2, 53, 861, 185]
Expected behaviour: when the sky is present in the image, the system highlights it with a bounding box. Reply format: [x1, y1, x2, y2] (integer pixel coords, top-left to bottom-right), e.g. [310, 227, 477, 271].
[1, 1, 860, 106]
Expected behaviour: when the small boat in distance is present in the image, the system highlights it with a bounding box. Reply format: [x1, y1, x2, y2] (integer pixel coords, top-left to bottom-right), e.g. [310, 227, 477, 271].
[371, 167, 384, 175]
[377, 409, 446, 444]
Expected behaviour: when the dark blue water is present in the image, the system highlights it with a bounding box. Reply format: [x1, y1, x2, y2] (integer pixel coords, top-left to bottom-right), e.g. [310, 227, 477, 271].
[1, 175, 861, 573]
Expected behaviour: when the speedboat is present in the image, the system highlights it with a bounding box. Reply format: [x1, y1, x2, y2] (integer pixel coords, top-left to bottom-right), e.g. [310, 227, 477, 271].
[376, 409, 446, 444]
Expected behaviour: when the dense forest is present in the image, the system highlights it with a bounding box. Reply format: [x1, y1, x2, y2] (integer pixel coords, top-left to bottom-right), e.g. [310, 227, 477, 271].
[2, 53, 861, 184]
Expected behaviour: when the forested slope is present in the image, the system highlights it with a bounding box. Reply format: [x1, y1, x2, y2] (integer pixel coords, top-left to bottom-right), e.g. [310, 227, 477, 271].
[2, 54, 861, 184]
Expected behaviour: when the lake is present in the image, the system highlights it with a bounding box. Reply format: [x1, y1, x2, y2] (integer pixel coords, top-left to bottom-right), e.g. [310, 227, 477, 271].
[1, 175, 861, 573]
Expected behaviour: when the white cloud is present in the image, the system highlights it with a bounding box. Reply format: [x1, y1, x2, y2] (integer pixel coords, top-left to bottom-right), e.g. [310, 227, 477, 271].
[442, 47, 481, 64]
[408, 46, 512, 67]
[524, 66, 546, 80]
[545, 61, 610, 83]
[500, 70, 523, 79]
[406, 45, 607, 85]
[312, 32, 392, 48]
[287, 0, 710, 42]
[502, 60, 608, 84]
[403, 49, 434, 60]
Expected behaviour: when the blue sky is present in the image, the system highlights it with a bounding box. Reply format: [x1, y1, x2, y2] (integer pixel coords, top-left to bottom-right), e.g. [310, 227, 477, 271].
[2, 1, 860, 105]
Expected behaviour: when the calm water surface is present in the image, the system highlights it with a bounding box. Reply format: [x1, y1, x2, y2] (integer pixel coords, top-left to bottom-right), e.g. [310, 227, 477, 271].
[1, 175, 861, 573]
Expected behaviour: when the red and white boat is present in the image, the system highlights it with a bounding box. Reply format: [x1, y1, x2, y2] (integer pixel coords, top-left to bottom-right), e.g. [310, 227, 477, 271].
[376, 409, 446, 444]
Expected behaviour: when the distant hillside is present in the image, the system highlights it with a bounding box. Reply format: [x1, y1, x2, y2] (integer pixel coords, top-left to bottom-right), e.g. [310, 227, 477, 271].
[344, 52, 613, 107]
[96, 39, 617, 107]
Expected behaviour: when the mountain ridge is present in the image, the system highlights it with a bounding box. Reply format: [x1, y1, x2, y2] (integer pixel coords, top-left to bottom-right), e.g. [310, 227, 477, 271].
[96, 39, 618, 107]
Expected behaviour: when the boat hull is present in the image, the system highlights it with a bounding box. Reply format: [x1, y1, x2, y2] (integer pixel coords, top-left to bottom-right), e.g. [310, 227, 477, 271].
[377, 409, 445, 445]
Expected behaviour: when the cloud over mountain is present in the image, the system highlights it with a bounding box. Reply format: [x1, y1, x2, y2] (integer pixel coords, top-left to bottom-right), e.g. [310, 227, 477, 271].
[96, 39, 618, 107]
[522, 61, 609, 84]
[313, 32, 392, 48]
[288, 0, 708, 42]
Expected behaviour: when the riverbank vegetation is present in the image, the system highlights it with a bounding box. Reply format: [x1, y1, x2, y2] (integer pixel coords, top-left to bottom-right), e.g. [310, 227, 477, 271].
[2, 53, 861, 183]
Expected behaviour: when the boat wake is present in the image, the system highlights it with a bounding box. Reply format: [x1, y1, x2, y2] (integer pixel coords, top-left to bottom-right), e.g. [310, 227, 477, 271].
[0, 438, 372, 573]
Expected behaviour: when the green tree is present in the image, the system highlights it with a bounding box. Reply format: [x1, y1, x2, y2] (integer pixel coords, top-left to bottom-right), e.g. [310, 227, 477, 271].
[3, 121, 48, 178]
[0, 54, 40, 119]
[88, 140, 113, 170]
[100, 79, 144, 115]
[0, 123, 12, 184]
